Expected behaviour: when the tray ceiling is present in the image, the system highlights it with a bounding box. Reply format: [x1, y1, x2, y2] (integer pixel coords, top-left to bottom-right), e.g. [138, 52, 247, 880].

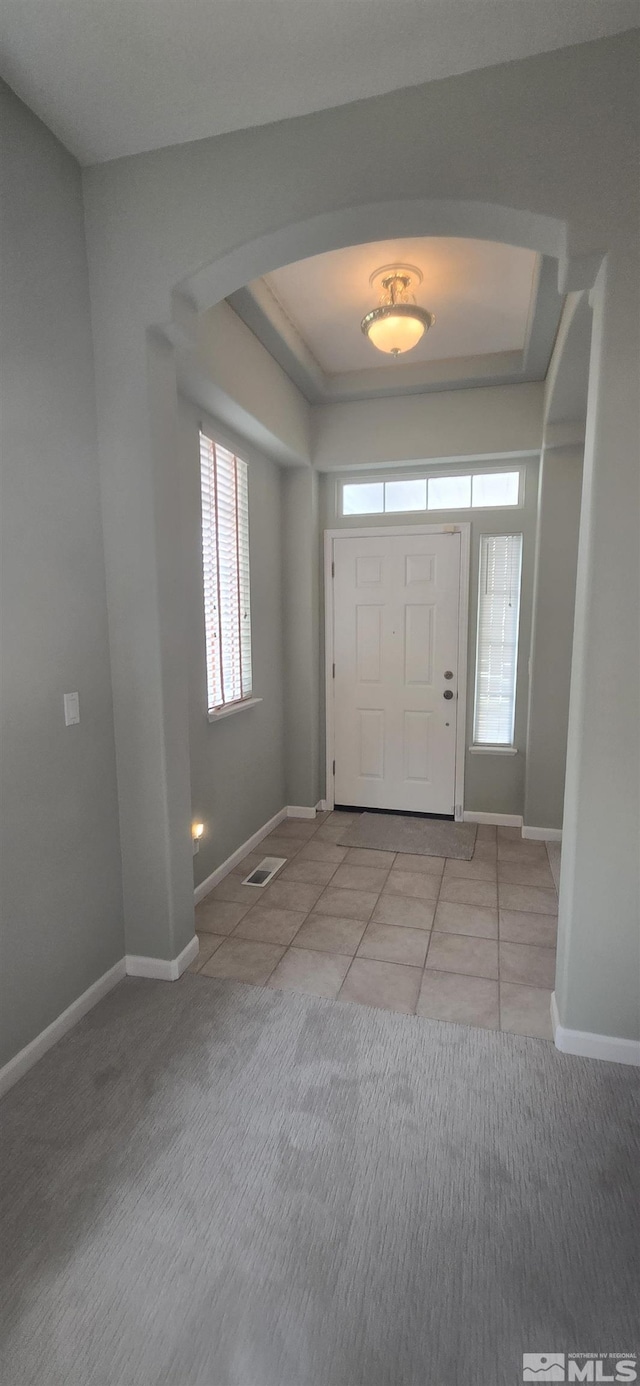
[228, 237, 563, 404]
[265, 240, 537, 374]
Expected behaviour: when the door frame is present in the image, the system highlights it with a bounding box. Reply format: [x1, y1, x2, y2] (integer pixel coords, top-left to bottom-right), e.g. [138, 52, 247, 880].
[324, 524, 471, 817]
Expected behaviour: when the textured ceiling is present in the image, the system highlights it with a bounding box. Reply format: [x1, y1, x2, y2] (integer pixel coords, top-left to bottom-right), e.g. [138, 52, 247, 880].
[263, 239, 538, 374]
[1, 0, 638, 163]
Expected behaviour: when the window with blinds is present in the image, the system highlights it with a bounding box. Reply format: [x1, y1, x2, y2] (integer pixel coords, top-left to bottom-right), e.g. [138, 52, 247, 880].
[199, 432, 252, 714]
[473, 534, 523, 746]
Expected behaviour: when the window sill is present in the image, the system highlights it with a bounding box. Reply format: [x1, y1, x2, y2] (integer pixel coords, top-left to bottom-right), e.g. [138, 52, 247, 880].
[208, 697, 262, 723]
[468, 744, 518, 756]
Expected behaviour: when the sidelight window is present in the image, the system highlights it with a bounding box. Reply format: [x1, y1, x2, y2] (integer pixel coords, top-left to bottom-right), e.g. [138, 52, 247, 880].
[473, 533, 523, 746]
[199, 431, 253, 714]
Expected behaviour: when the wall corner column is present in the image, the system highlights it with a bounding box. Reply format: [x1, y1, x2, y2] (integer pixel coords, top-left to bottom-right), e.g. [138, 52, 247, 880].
[555, 247, 640, 1045]
[92, 325, 195, 962]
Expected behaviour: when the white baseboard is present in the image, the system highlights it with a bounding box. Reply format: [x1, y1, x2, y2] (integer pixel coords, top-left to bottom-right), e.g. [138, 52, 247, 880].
[463, 813, 561, 840]
[125, 935, 198, 981]
[551, 993, 640, 1066]
[522, 825, 563, 841]
[316, 800, 328, 812]
[463, 811, 523, 827]
[287, 805, 317, 819]
[0, 957, 126, 1099]
[193, 807, 288, 904]
[0, 932, 204, 1099]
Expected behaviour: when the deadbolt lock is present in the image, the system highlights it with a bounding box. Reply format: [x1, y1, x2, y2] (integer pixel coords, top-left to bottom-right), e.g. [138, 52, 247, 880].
[443, 689, 454, 701]
[444, 670, 454, 679]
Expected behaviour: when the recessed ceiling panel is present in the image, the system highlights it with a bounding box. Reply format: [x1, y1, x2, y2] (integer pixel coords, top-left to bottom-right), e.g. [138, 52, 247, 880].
[260, 238, 538, 375]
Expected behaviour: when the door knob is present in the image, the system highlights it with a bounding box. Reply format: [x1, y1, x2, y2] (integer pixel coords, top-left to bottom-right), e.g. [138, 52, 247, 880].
[443, 689, 454, 700]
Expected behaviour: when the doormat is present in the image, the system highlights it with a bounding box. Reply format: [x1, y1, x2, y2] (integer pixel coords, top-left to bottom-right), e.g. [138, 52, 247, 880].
[337, 813, 477, 859]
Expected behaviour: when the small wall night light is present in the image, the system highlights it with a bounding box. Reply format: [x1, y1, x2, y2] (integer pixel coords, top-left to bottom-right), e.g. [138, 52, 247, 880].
[192, 822, 205, 854]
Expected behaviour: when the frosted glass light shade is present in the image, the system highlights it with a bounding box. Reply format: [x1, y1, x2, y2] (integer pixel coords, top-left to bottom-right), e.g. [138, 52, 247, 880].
[366, 313, 425, 355]
[361, 302, 435, 357]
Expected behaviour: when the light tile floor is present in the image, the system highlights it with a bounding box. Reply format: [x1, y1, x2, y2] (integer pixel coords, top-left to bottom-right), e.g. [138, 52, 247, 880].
[190, 812, 558, 1040]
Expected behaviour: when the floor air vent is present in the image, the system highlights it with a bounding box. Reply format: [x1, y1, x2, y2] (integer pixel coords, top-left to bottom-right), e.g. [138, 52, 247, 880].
[241, 857, 286, 888]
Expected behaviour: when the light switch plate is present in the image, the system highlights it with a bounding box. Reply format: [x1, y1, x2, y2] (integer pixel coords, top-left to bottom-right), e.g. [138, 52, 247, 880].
[64, 691, 80, 726]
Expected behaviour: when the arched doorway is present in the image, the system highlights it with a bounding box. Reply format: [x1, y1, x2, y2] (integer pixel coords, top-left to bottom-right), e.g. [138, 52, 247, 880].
[84, 91, 638, 1054]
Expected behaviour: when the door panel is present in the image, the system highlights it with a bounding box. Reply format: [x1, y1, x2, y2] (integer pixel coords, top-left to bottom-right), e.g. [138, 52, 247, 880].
[332, 532, 462, 814]
[403, 710, 432, 782]
[358, 708, 385, 779]
[356, 604, 383, 682]
[404, 604, 434, 685]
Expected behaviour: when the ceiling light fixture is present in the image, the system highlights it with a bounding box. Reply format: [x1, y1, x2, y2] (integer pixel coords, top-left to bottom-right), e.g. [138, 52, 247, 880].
[361, 263, 435, 357]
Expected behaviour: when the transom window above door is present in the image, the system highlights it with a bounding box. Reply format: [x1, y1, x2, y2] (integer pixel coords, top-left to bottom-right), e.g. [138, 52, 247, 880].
[340, 469, 521, 517]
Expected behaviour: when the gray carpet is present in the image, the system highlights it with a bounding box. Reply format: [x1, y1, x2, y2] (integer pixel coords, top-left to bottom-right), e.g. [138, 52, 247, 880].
[1, 977, 638, 1386]
[338, 812, 477, 858]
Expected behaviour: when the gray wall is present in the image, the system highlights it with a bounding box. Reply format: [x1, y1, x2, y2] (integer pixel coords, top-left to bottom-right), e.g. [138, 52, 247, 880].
[525, 447, 583, 830]
[180, 301, 311, 466]
[180, 399, 286, 888]
[319, 458, 541, 817]
[312, 383, 544, 471]
[0, 83, 124, 1065]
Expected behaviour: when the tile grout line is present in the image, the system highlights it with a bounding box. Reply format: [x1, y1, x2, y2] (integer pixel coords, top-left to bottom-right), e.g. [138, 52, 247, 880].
[335, 952, 358, 1002]
[432, 837, 499, 1019]
[334, 847, 400, 1002]
[198, 919, 556, 990]
[419, 860, 445, 997]
[262, 860, 344, 954]
[377, 851, 439, 1012]
[196, 948, 556, 996]
[334, 852, 395, 1000]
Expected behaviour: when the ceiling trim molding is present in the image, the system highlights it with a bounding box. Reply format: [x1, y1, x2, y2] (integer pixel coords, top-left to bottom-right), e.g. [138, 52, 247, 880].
[543, 290, 592, 429]
[227, 279, 328, 403]
[522, 255, 563, 376]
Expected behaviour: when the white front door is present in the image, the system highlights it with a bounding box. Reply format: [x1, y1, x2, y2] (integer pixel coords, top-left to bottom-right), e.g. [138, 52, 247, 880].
[331, 530, 463, 815]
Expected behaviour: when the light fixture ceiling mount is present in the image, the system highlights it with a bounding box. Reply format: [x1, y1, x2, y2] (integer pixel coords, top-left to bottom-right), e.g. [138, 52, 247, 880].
[361, 262, 435, 357]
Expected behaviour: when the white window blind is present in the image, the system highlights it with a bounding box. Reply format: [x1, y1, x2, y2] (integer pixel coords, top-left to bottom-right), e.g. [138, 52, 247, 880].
[200, 432, 252, 713]
[473, 534, 523, 746]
